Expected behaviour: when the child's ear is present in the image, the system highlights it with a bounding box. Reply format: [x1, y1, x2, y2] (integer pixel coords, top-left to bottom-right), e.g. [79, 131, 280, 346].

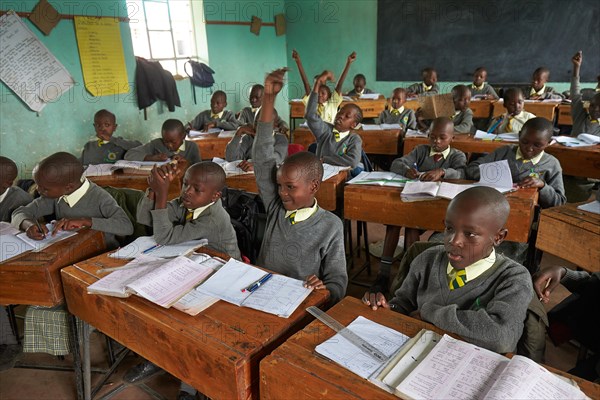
[309, 179, 320, 194]
[212, 190, 223, 202]
[493, 228, 508, 246]
[114, 124, 118, 130]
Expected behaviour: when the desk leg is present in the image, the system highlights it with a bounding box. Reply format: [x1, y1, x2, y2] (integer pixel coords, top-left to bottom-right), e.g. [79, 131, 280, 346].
[81, 321, 92, 400]
[69, 315, 84, 400]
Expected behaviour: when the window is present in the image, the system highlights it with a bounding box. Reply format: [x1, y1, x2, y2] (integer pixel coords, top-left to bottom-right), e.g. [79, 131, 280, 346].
[128, 0, 208, 76]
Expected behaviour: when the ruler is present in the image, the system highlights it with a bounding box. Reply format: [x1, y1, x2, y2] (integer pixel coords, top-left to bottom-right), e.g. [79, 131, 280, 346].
[307, 306, 388, 362]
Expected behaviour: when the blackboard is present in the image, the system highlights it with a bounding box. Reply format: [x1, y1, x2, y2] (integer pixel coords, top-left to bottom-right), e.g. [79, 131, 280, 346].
[376, 0, 600, 82]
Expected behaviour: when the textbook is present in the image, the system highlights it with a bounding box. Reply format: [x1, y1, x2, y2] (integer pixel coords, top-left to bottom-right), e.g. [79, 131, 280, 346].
[109, 236, 208, 259]
[348, 171, 411, 188]
[474, 130, 519, 142]
[361, 124, 403, 131]
[172, 254, 226, 315]
[197, 258, 313, 318]
[83, 160, 172, 177]
[212, 157, 253, 176]
[188, 128, 222, 137]
[1, 223, 77, 262]
[554, 134, 600, 147]
[405, 129, 428, 138]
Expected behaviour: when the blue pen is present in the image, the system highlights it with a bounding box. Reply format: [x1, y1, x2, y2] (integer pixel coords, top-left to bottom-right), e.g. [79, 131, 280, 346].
[142, 244, 161, 254]
[242, 273, 273, 293]
[487, 116, 504, 133]
[413, 162, 419, 172]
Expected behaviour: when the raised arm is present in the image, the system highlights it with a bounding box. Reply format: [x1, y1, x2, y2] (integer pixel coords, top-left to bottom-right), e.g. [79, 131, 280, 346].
[571, 51, 582, 98]
[292, 50, 311, 96]
[335, 51, 356, 95]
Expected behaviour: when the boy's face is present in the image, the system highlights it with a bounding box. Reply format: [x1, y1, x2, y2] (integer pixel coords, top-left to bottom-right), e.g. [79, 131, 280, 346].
[454, 90, 471, 112]
[429, 124, 454, 152]
[0, 176, 14, 196]
[94, 115, 117, 142]
[211, 94, 227, 114]
[532, 71, 548, 91]
[390, 90, 406, 109]
[318, 85, 330, 104]
[444, 200, 505, 269]
[249, 86, 263, 109]
[276, 164, 318, 211]
[162, 129, 185, 152]
[473, 70, 487, 86]
[334, 105, 358, 131]
[518, 128, 550, 160]
[180, 169, 221, 209]
[33, 169, 69, 199]
[353, 77, 366, 93]
[589, 95, 600, 120]
[505, 93, 524, 116]
[424, 71, 437, 86]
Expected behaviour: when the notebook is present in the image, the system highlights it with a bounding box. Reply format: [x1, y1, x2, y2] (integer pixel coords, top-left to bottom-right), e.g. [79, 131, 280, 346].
[348, 171, 411, 188]
[109, 236, 208, 259]
[554, 134, 600, 147]
[1, 223, 77, 262]
[474, 130, 519, 142]
[188, 128, 222, 137]
[322, 164, 350, 181]
[213, 157, 253, 176]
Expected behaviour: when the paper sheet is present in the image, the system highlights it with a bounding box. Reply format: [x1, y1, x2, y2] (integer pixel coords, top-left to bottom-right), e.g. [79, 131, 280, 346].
[241, 275, 312, 318]
[0, 234, 32, 262]
[196, 258, 264, 305]
[87, 255, 165, 297]
[348, 171, 410, 187]
[188, 128, 222, 137]
[109, 236, 208, 259]
[322, 164, 350, 181]
[405, 129, 427, 138]
[16, 223, 77, 252]
[478, 160, 513, 190]
[0, 222, 19, 236]
[361, 124, 384, 131]
[359, 93, 380, 100]
[84, 164, 116, 176]
[577, 201, 600, 215]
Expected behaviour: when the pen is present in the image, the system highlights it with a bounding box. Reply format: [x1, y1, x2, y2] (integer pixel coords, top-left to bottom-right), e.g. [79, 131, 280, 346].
[487, 116, 503, 133]
[539, 278, 551, 302]
[413, 163, 419, 172]
[34, 219, 46, 239]
[142, 244, 162, 254]
[242, 273, 273, 293]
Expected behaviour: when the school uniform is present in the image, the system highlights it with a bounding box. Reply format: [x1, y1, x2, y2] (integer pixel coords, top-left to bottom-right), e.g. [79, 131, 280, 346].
[346, 88, 373, 97]
[378, 107, 417, 130]
[225, 132, 288, 164]
[524, 85, 564, 100]
[467, 145, 566, 208]
[252, 120, 347, 304]
[125, 139, 201, 164]
[137, 195, 240, 260]
[81, 136, 142, 165]
[305, 92, 362, 168]
[237, 106, 289, 132]
[389, 245, 532, 353]
[470, 83, 499, 99]
[391, 145, 466, 179]
[570, 76, 600, 137]
[188, 110, 240, 131]
[488, 110, 536, 134]
[451, 108, 474, 134]
[301, 90, 343, 125]
[406, 82, 439, 96]
[0, 186, 31, 222]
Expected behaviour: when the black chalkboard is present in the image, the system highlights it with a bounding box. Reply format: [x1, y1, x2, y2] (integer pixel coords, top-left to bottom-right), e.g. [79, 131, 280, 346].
[376, 0, 600, 82]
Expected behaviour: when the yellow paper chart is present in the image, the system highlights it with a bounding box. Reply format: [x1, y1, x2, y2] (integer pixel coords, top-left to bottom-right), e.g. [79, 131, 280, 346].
[74, 16, 129, 97]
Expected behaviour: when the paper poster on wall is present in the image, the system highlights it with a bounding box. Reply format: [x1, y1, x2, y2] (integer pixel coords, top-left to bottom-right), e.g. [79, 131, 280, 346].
[0, 11, 75, 112]
[74, 16, 129, 97]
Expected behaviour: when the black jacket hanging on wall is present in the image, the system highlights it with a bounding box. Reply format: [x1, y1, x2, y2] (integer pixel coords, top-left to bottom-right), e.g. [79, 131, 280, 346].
[135, 57, 181, 112]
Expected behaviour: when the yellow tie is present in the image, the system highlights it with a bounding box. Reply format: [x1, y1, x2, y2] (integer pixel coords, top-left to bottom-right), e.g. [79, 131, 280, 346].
[211, 114, 219, 119]
[449, 268, 467, 290]
[590, 117, 598, 124]
[317, 103, 324, 117]
[185, 210, 194, 221]
[506, 117, 514, 132]
[391, 108, 400, 116]
[97, 139, 108, 146]
[530, 88, 538, 97]
[287, 211, 297, 225]
[332, 129, 341, 142]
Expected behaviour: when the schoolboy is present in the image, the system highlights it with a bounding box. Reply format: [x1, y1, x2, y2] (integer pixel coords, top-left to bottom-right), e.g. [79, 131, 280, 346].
[525, 67, 564, 100]
[125, 119, 201, 164]
[364, 186, 533, 354]
[80, 109, 141, 165]
[305, 70, 364, 169]
[346, 73, 373, 97]
[468, 117, 566, 208]
[293, 49, 354, 124]
[487, 88, 536, 134]
[471, 67, 499, 99]
[237, 84, 289, 136]
[253, 67, 347, 304]
[187, 90, 240, 132]
[11, 152, 133, 249]
[570, 51, 600, 137]
[450, 85, 474, 134]
[0, 156, 31, 222]
[407, 67, 439, 96]
[378, 88, 417, 131]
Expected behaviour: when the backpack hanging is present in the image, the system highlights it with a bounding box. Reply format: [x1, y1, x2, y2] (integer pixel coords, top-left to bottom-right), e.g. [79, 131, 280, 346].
[184, 60, 215, 104]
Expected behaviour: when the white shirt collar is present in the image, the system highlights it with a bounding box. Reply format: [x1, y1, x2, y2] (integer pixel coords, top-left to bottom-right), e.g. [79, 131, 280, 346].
[0, 187, 10, 204]
[185, 201, 214, 220]
[447, 249, 496, 282]
[60, 178, 90, 207]
[516, 147, 545, 165]
[284, 199, 319, 223]
[428, 146, 451, 159]
[211, 111, 224, 119]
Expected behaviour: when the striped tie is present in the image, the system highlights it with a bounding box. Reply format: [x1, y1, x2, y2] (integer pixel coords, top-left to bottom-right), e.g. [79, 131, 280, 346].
[432, 153, 443, 163]
[211, 114, 219, 119]
[317, 103, 324, 117]
[391, 108, 400, 116]
[333, 129, 341, 142]
[287, 211, 297, 225]
[185, 211, 194, 221]
[97, 139, 108, 146]
[506, 117, 514, 132]
[449, 268, 467, 290]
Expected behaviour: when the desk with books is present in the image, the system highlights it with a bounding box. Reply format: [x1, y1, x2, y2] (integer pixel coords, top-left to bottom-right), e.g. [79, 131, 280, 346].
[492, 101, 559, 122]
[289, 96, 387, 120]
[344, 184, 538, 243]
[404, 99, 494, 120]
[292, 128, 402, 156]
[536, 203, 600, 273]
[260, 296, 600, 400]
[189, 132, 232, 160]
[61, 251, 330, 400]
[88, 170, 181, 200]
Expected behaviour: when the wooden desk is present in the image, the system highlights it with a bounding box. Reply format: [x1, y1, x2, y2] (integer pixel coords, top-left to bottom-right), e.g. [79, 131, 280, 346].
[260, 297, 600, 400]
[289, 96, 387, 120]
[226, 171, 348, 212]
[88, 170, 181, 200]
[557, 104, 573, 126]
[189, 133, 231, 160]
[292, 128, 402, 156]
[0, 230, 106, 306]
[492, 101, 559, 122]
[404, 99, 494, 119]
[61, 253, 330, 400]
[344, 184, 538, 242]
[536, 203, 600, 273]
[403, 135, 600, 179]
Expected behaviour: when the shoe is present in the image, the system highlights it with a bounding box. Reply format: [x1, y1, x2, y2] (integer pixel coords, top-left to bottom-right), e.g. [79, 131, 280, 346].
[123, 361, 161, 383]
[0, 344, 21, 371]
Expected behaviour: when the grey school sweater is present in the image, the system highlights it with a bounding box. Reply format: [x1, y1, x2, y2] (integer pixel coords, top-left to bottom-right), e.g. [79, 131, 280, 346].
[125, 139, 201, 164]
[11, 181, 133, 249]
[346, 88, 373, 96]
[225, 132, 288, 163]
[406, 82, 439, 96]
[237, 107, 289, 132]
[524, 85, 564, 100]
[391, 145, 466, 179]
[188, 110, 240, 131]
[570, 76, 600, 137]
[389, 245, 533, 354]
[452, 108, 474, 134]
[1, 187, 31, 222]
[137, 195, 240, 260]
[466, 145, 566, 208]
[81, 136, 142, 165]
[252, 120, 347, 303]
[305, 92, 363, 168]
[470, 83, 499, 99]
[378, 108, 417, 130]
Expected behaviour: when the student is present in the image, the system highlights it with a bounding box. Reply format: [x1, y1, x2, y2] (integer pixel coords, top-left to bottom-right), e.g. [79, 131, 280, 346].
[305, 70, 364, 170]
[252, 67, 347, 304]
[570, 51, 600, 137]
[346, 73, 373, 97]
[468, 117, 566, 208]
[525, 67, 564, 100]
[0, 156, 31, 222]
[237, 84, 289, 136]
[11, 152, 133, 249]
[378, 88, 417, 131]
[125, 119, 201, 164]
[364, 186, 533, 354]
[187, 90, 240, 132]
[487, 88, 536, 134]
[450, 85, 474, 134]
[293, 49, 354, 125]
[80, 109, 141, 165]
[407, 67, 439, 96]
[470, 67, 499, 99]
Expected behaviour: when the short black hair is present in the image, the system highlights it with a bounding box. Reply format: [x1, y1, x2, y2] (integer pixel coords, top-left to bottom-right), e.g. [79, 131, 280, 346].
[353, 74, 366, 82]
[36, 152, 83, 186]
[474, 66, 487, 74]
[0, 156, 18, 182]
[520, 117, 554, 141]
[451, 84, 471, 100]
[94, 109, 116, 123]
[450, 186, 510, 228]
[343, 103, 363, 124]
[212, 90, 227, 101]
[533, 67, 550, 76]
[251, 84, 264, 91]
[422, 67, 436, 76]
[187, 161, 226, 192]
[162, 119, 185, 136]
[502, 87, 523, 102]
[281, 152, 324, 183]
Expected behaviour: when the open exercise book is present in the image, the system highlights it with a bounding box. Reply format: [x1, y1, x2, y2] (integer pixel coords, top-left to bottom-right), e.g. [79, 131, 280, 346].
[109, 236, 208, 259]
[212, 157, 253, 176]
[361, 124, 403, 131]
[84, 160, 172, 177]
[348, 171, 411, 188]
[317, 318, 588, 400]
[322, 164, 350, 181]
[196, 258, 312, 318]
[554, 133, 600, 148]
[0, 222, 77, 262]
[401, 160, 514, 202]
[474, 130, 519, 142]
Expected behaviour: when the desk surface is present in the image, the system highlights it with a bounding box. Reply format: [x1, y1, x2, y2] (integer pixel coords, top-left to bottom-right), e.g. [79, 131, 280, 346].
[289, 96, 387, 119]
[88, 170, 181, 200]
[260, 296, 600, 400]
[492, 101, 559, 121]
[189, 133, 232, 160]
[403, 135, 600, 179]
[405, 99, 494, 119]
[292, 128, 402, 156]
[0, 230, 106, 306]
[536, 203, 600, 273]
[344, 184, 538, 243]
[61, 252, 330, 400]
